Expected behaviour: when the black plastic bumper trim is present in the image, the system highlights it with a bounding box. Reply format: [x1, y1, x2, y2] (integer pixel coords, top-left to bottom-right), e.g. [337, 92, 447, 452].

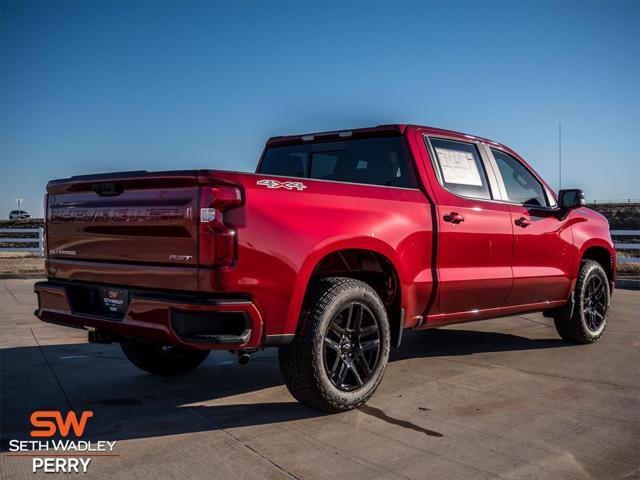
[263, 334, 295, 347]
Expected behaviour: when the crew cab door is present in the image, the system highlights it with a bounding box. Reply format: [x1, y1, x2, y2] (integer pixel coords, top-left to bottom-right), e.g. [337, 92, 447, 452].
[488, 148, 573, 305]
[423, 137, 514, 315]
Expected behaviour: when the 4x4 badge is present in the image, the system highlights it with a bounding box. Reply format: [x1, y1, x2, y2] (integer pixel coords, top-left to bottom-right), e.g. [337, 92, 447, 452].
[257, 179, 307, 191]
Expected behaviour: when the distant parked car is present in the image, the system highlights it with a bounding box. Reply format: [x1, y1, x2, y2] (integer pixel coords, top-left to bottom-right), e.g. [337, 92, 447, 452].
[9, 210, 31, 220]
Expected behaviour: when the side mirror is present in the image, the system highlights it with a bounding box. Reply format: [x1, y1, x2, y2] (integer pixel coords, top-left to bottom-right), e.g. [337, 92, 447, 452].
[558, 189, 585, 209]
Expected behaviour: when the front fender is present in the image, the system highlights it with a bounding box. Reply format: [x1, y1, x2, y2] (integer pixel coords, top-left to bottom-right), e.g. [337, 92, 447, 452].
[577, 237, 616, 274]
[571, 219, 616, 289]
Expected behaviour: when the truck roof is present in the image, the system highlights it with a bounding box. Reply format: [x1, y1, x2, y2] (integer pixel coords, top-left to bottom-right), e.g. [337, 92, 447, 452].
[265, 124, 505, 150]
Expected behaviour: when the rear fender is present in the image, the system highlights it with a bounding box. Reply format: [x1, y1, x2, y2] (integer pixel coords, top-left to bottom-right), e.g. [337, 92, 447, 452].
[283, 236, 406, 335]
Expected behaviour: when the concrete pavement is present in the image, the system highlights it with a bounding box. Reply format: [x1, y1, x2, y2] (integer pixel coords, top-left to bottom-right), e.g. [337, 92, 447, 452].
[1, 279, 638, 479]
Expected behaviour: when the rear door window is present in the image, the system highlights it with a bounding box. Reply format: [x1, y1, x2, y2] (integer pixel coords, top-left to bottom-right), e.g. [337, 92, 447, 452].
[429, 138, 492, 200]
[259, 136, 417, 188]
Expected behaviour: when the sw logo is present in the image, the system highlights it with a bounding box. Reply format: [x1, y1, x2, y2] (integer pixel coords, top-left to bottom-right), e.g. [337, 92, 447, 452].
[30, 410, 94, 437]
[257, 179, 307, 191]
[8, 410, 115, 474]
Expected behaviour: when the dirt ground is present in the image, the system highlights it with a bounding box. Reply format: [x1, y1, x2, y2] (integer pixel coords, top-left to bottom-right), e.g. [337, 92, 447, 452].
[0, 253, 44, 275]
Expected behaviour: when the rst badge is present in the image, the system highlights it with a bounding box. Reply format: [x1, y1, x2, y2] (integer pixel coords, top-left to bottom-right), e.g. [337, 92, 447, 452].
[257, 179, 307, 191]
[169, 254, 193, 261]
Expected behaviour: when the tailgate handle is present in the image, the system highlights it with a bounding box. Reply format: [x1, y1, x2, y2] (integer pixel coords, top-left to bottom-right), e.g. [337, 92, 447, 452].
[92, 183, 123, 196]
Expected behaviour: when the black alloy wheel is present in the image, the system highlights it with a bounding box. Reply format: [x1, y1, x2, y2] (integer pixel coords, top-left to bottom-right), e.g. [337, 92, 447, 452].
[553, 260, 610, 344]
[323, 302, 381, 392]
[583, 274, 607, 332]
[278, 277, 391, 412]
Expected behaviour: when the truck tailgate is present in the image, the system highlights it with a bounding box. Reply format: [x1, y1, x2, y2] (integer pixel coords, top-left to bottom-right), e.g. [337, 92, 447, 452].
[46, 171, 199, 268]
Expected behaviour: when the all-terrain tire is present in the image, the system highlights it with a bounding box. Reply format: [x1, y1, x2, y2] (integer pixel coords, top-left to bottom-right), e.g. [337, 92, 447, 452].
[121, 340, 210, 375]
[554, 260, 610, 344]
[279, 277, 391, 412]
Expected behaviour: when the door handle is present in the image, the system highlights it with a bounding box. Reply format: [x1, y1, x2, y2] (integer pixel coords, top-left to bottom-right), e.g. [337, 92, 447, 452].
[514, 217, 532, 227]
[443, 212, 465, 224]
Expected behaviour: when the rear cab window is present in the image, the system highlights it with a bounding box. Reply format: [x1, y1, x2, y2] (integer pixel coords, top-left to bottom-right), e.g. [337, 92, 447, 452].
[428, 138, 493, 200]
[258, 136, 418, 188]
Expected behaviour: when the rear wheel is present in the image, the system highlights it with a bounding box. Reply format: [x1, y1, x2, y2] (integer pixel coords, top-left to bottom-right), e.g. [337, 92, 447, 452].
[279, 277, 390, 412]
[120, 340, 210, 375]
[554, 260, 610, 344]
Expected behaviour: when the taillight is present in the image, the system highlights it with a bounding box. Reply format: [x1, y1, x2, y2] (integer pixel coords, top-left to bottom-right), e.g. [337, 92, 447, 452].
[199, 186, 242, 267]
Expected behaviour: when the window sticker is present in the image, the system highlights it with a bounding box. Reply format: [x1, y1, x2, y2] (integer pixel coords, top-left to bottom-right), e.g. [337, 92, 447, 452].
[435, 148, 483, 186]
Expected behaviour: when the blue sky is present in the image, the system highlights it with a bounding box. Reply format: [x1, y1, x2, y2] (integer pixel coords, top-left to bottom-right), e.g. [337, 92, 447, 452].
[1, 0, 638, 217]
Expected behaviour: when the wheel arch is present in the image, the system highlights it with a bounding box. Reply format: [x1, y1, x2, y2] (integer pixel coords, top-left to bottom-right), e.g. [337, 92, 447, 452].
[581, 244, 615, 290]
[285, 237, 407, 347]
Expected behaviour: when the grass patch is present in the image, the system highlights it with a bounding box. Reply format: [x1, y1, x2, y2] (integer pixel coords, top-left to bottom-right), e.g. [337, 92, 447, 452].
[0, 252, 44, 275]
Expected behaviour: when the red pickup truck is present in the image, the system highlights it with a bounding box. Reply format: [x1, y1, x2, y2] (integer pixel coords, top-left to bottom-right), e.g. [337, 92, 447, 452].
[35, 124, 615, 412]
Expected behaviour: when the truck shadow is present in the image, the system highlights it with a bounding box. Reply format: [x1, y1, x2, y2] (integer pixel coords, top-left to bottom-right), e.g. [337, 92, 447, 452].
[391, 327, 566, 361]
[0, 327, 567, 446]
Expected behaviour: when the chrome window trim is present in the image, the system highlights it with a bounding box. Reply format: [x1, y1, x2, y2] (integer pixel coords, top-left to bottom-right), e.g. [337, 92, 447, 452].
[479, 143, 508, 201]
[545, 187, 558, 208]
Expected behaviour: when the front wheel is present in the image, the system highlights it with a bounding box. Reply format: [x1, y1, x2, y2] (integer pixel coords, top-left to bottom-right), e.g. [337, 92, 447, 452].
[554, 260, 610, 344]
[279, 277, 391, 412]
[120, 340, 210, 375]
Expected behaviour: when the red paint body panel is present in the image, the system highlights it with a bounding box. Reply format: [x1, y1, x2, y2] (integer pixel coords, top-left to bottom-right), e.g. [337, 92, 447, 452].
[434, 201, 514, 314]
[505, 205, 574, 305]
[197, 173, 433, 336]
[35, 124, 615, 350]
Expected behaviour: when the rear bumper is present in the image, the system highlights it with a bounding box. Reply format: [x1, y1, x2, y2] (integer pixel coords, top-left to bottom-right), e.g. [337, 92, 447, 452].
[34, 281, 264, 350]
